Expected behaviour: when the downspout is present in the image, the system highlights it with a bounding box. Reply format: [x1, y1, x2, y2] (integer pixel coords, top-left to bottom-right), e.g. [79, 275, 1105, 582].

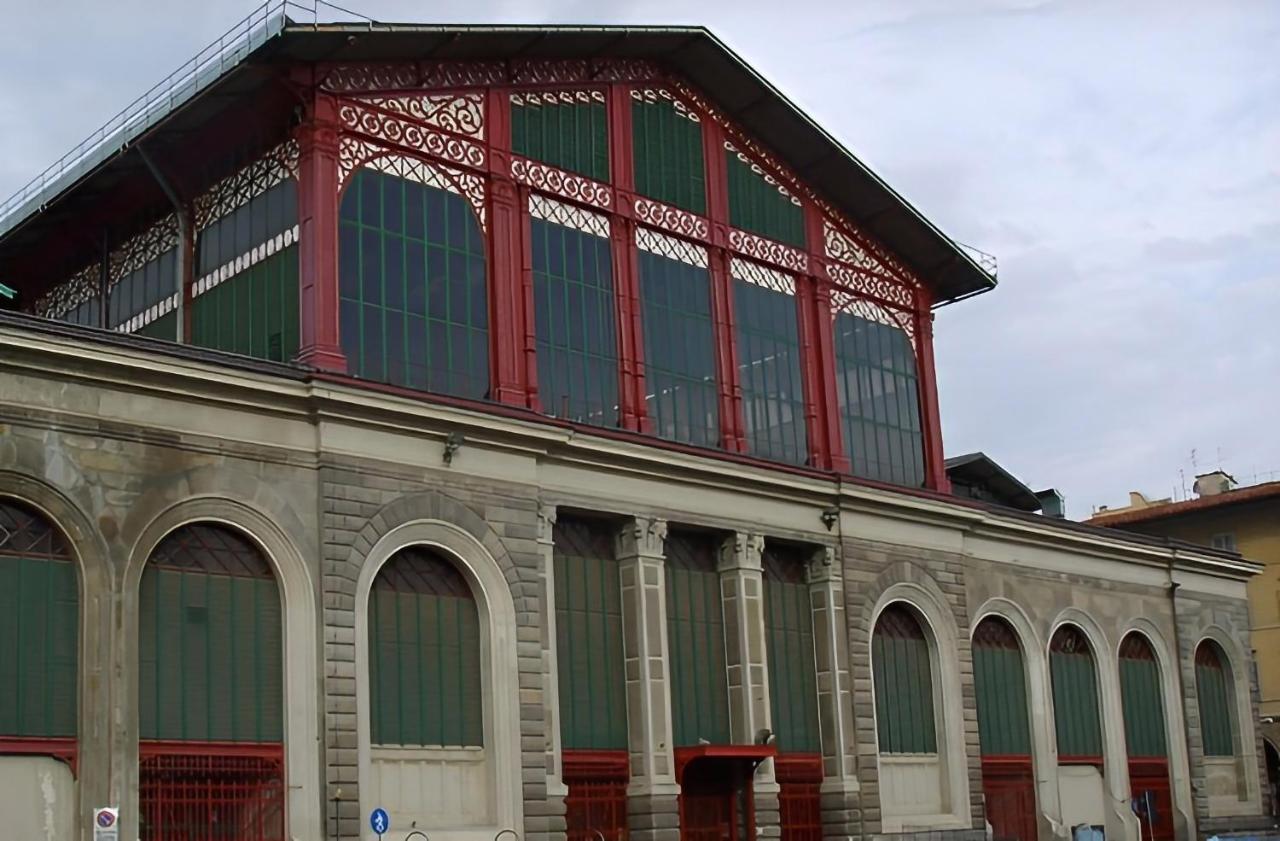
[1168, 548, 1199, 837]
[137, 145, 191, 342]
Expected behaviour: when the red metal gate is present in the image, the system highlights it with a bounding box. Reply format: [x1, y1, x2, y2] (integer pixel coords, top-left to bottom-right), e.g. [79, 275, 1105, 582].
[139, 742, 285, 841]
[564, 750, 629, 841]
[982, 756, 1037, 841]
[1129, 759, 1174, 841]
[775, 754, 822, 841]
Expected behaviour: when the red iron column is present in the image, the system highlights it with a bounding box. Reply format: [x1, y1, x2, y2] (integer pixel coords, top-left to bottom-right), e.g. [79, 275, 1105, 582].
[914, 287, 950, 492]
[702, 116, 746, 453]
[486, 87, 533, 408]
[609, 85, 650, 433]
[294, 91, 346, 372]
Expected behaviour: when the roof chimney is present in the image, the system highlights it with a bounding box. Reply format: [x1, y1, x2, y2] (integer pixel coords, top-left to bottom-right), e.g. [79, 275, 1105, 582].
[1036, 488, 1066, 519]
[1193, 470, 1236, 498]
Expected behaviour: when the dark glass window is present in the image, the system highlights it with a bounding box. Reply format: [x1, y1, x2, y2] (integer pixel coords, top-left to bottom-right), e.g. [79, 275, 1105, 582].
[762, 543, 820, 753]
[531, 196, 618, 427]
[872, 604, 937, 754]
[511, 91, 609, 182]
[108, 242, 178, 336]
[1119, 633, 1168, 758]
[637, 230, 719, 448]
[665, 529, 730, 745]
[725, 149, 805, 248]
[339, 164, 489, 400]
[833, 307, 924, 487]
[972, 617, 1032, 756]
[732, 261, 808, 464]
[632, 91, 706, 215]
[1195, 641, 1235, 757]
[1049, 625, 1103, 759]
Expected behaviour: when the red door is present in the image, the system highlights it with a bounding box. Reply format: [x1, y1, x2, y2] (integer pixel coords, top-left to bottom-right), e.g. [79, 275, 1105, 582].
[982, 757, 1038, 841]
[775, 755, 823, 841]
[564, 751, 629, 841]
[679, 758, 755, 841]
[1129, 759, 1174, 841]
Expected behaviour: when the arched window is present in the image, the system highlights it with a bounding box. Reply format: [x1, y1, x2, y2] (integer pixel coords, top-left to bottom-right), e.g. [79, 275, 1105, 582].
[369, 546, 483, 747]
[0, 499, 77, 744]
[1195, 641, 1235, 758]
[972, 617, 1031, 757]
[872, 604, 937, 754]
[1119, 633, 1168, 759]
[339, 161, 489, 400]
[1049, 625, 1102, 761]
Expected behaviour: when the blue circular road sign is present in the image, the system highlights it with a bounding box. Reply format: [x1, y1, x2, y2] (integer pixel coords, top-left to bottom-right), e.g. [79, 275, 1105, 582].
[370, 807, 390, 835]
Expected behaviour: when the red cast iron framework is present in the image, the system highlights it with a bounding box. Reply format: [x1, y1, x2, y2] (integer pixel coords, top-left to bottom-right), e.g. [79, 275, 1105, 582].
[138, 741, 285, 841]
[286, 57, 950, 489]
[562, 750, 630, 841]
[775, 753, 824, 841]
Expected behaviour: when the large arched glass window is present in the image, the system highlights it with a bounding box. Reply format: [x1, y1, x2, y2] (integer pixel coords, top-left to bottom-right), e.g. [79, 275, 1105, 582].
[339, 160, 489, 400]
[1049, 625, 1103, 761]
[369, 546, 483, 747]
[972, 616, 1031, 758]
[1195, 641, 1235, 758]
[1119, 633, 1168, 759]
[872, 604, 937, 754]
[0, 499, 77, 743]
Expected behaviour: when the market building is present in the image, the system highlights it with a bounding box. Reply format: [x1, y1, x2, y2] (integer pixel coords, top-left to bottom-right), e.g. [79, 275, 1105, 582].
[0, 8, 1272, 841]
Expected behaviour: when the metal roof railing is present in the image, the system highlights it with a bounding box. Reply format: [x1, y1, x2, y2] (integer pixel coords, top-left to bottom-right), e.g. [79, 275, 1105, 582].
[0, 0, 300, 238]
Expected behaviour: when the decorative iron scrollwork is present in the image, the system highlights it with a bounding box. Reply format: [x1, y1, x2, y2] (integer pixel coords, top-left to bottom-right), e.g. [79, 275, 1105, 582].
[511, 158, 612, 212]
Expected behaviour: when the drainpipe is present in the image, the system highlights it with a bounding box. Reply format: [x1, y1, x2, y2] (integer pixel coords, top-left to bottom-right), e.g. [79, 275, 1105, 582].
[137, 145, 191, 342]
[1168, 548, 1199, 838]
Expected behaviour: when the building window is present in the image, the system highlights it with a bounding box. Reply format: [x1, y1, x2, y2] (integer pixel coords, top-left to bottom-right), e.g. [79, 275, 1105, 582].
[554, 516, 627, 750]
[632, 90, 706, 215]
[1210, 533, 1237, 552]
[872, 604, 937, 754]
[0, 499, 77, 741]
[339, 162, 490, 400]
[725, 148, 805, 248]
[369, 546, 483, 747]
[108, 218, 179, 339]
[511, 90, 609, 182]
[1195, 641, 1235, 757]
[972, 616, 1032, 757]
[762, 543, 820, 754]
[732, 259, 808, 465]
[637, 229, 719, 448]
[531, 195, 619, 426]
[1118, 633, 1168, 758]
[1049, 624, 1103, 760]
[833, 306, 924, 487]
[665, 529, 730, 745]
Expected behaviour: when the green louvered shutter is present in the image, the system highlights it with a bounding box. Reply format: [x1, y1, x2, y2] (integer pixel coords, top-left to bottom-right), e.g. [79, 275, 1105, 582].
[632, 92, 706, 215]
[369, 547, 483, 747]
[762, 544, 820, 753]
[725, 149, 805, 248]
[1049, 625, 1103, 759]
[1195, 642, 1235, 757]
[666, 529, 730, 745]
[554, 516, 628, 749]
[872, 604, 937, 754]
[1119, 634, 1168, 758]
[511, 91, 609, 182]
[0, 501, 78, 739]
[972, 617, 1032, 757]
[139, 523, 283, 743]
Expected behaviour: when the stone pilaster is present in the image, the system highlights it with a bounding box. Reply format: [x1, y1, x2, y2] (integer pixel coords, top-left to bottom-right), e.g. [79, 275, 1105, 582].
[617, 516, 680, 841]
[810, 546, 861, 835]
[537, 505, 569, 802]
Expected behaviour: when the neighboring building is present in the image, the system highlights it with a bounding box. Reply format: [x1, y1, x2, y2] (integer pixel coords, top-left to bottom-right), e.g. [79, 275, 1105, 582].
[0, 11, 1272, 841]
[945, 452, 1066, 517]
[1093, 472, 1280, 819]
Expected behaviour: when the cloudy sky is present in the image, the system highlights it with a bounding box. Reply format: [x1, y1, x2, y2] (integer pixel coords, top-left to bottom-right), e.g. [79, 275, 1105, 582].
[1, 1, 1276, 516]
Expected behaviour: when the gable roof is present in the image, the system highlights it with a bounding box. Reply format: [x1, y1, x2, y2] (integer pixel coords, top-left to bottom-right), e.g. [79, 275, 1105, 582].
[0, 19, 996, 306]
[945, 452, 1041, 512]
[1089, 481, 1280, 527]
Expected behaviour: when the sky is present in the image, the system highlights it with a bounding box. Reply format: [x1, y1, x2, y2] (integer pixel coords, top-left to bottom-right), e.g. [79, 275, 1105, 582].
[0, 1, 1276, 517]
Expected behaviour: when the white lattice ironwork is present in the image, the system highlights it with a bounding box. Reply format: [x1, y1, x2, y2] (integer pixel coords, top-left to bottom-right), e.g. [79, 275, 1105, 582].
[194, 225, 299, 298]
[631, 88, 700, 123]
[341, 143, 487, 230]
[725, 140, 801, 207]
[114, 293, 178, 335]
[35, 263, 97, 319]
[729, 229, 808, 274]
[351, 92, 485, 140]
[823, 222, 916, 310]
[632, 197, 708, 241]
[511, 89, 606, 107]
[511, 158, 612, 212]
[337, 100, 486, 172]
[731, 257, 795, 296]
[110, 214, 179, 288]
[194, 140, 299, 230]
[637, 227, 708, 269]
[529, 193, 610, 238]
[829, 287, 916, 350]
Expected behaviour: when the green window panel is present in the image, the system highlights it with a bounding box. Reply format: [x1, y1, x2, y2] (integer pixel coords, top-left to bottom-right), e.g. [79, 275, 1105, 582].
[139, 523, 283, 743]
[1195, 642, 1235, 757]
[834, 311, 925, 488]
[762, 544, 820, 753]
[531, 212, 618, 427]
[637, 243, 719, 448]
[511, 92, 609, 182]
[190, 245, 299, 361]
[197, 179, 297, 279]
[58, 295, 100, 328]
[136, 310, 178, 342]
[972, 617, 1032, 757]
[872, 604, 937, 754]
[725, 150, 805, 248]
[666, 529, 730, 746]
[108, 245, 178, 331]
[370, 547, 483, 747]
[1119, 634, 1168, 758]
[0, 501, 77, 739]
[1049, 625, 1103, 758]
[632, 94, 706, 215]
[733, 270, 808, 465]
[553, 516, 627, 750]
[339, 167, 490, 400]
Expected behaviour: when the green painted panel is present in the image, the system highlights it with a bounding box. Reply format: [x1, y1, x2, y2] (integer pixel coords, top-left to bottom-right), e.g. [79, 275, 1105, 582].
[511, 93, 609, 182]
[972, 631, 1032, 756]
[554, 517, 627, 749]
[1196, 657, 1234, 757]
[666, 530, 730, 745]
[872, 607, 937, 754]
[762, 547, 820, 753]
[833, 312, 924, 488]
[1050, 650, 1103, 757]
[725, 150, 805, 248]
[733, 277, 807, 465]
[0, 556, 78, 738]
[190, 245, 299, 361]
[135, 310, 178, 342]
[1119, 653, 1167, 758]
[339, 168, 490, 400]
[139, 567, 282, 742]
[632, 96, 706, 215]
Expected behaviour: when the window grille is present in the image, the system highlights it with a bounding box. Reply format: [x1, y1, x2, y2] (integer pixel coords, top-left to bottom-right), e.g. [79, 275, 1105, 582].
[563, 752, 629, 841]
[1049, 625, 1103, 759]
[776, 754, 824, 841]
[972, 617, 1031, 756]
[511, 90, 609, 182]
[1194, 641, 1235, 757]
[872, 603, 937, 754]
[1118, 633, 1168, 758]
[762, 543, 820, 753]
[665, 529, 730, 745]
[139, 744, 285, 841]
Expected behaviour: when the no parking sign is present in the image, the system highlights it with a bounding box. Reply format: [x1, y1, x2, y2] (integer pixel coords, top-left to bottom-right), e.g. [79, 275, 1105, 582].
[93, 807, 119, 841]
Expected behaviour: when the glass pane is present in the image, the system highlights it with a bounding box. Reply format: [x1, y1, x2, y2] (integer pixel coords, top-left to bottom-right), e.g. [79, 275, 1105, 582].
[732, 276, 807, 464]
